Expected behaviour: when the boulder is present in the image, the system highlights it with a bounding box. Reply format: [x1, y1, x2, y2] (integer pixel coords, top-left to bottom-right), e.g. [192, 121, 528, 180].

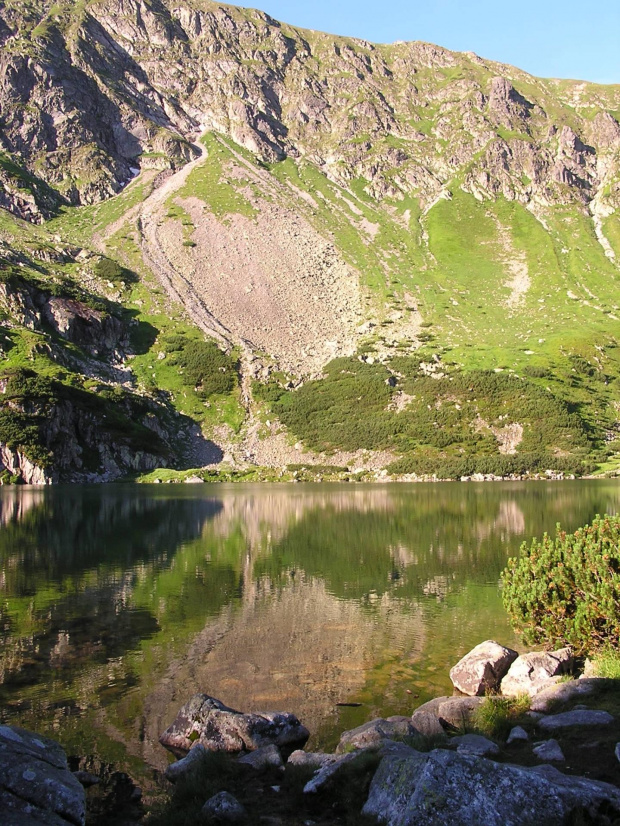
[164, 743, 207, 782]
[362, 748, 620, 825]
[533, 739, 565, 762]
[159, 694, 309, 757]
[238, 744, 283, 771]
[500, 648, 573, 697]
[409, 710, 446, 738]
[449, 641, 518, 696]
[303, 747, 393, 795]
[303, 751, 362, 795]
[0, 725, 86, 826]
[201, 791, 247, 823]
[411, 697, 450, 716]
[537, 710, 614, 731]
[529, 677, 600, 712]
[287, 750, 339, 769]
[436, 696, 486, 730]
[451, 733, 500, 757]
[336, 717, 417, 753]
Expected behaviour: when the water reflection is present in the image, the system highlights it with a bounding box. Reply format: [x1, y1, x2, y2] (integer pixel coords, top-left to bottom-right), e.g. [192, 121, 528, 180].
[0, 481, 619, 772]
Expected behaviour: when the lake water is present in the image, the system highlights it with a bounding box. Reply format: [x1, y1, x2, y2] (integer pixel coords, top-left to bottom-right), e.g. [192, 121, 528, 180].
[1, 480, 619, 780]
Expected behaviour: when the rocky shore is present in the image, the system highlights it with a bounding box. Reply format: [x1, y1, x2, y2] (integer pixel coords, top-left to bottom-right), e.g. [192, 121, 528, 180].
[2, 641, 620, 825]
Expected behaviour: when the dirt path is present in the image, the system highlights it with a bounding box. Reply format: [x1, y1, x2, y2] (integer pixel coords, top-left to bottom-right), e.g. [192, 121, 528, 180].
[137, 136, 235, 349]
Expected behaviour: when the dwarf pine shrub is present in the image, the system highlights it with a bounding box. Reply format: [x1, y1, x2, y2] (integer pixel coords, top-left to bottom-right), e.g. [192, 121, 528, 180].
[501, 515, 620, 655]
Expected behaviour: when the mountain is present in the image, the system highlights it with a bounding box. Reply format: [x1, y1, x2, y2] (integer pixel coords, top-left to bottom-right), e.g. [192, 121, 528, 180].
[0, 0, 619, 482]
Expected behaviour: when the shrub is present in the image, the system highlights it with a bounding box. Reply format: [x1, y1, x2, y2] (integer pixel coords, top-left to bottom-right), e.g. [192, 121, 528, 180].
[501, 515, 620, 655]
[94, 257, 136, 284]
[167, 337, 238, 398]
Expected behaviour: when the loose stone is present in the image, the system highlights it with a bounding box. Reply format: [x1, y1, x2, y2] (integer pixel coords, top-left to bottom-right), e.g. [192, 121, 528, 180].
[201, 791, 247, 823]
[533, 739, 565, 762]
[507, 726, 529, 744]
[451, 733, 500, 756]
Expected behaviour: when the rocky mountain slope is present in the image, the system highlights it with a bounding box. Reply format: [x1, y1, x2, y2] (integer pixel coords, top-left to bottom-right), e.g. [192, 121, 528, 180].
[0, 0, 619, 481]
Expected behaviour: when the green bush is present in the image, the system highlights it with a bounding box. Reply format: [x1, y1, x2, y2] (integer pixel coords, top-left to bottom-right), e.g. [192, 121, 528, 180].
[94, 257, 136, 284]
[166, 337, 238, 398]
[501, 515, 620, 655]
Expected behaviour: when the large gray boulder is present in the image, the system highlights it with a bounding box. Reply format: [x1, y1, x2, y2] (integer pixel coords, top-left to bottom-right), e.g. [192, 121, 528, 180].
[449, 641, 518, 696]
[537, 710, 614, 731]
[500, 648, 573, 697]
[0, 725, 86, 826]
[362, 748, 620, 825]
[529, 677, 600, 712]
[159, 694, 309, 757]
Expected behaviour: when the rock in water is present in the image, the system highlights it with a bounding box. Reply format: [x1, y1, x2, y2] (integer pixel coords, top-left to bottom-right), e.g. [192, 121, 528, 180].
[159, 693, 309, 757]
[362, 748, 620, 825]
[0, 724, 86, 826]
[449, 640, 518, 696]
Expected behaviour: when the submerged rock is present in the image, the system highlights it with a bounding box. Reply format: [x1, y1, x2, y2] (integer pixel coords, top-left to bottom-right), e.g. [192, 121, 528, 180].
[159, 694, 309, 757]
[449, 640, 518, 696]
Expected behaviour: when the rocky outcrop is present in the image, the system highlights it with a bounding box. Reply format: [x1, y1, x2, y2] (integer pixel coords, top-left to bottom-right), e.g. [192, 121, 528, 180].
[0, 279, 129, 359]
[362, 748, 620, 826]
[159, 693, 309, 757]
[0, 369, 170, 484]
[0, 724, 86, 826]
[0, 0, 618, 216]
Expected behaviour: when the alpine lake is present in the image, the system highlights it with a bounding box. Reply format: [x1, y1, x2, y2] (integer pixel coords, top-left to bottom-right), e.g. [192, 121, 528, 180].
[1, 480, 620, 787]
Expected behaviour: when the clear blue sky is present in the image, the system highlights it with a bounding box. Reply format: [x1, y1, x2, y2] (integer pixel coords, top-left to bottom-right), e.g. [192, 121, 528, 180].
[237, 0, 619, 84]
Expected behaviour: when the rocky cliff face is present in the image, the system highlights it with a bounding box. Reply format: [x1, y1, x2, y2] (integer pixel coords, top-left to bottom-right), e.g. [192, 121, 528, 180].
[1, 0, 619, 218]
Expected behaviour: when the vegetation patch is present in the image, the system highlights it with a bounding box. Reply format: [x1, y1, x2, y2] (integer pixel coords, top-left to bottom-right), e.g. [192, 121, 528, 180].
[501, 514, 620, 655]
[164, 335, 238, 400]
[256, 355, 596, 477]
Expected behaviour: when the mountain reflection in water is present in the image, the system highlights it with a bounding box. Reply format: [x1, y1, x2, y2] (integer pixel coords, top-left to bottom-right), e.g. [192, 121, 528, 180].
[0, 481, 619, 772]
